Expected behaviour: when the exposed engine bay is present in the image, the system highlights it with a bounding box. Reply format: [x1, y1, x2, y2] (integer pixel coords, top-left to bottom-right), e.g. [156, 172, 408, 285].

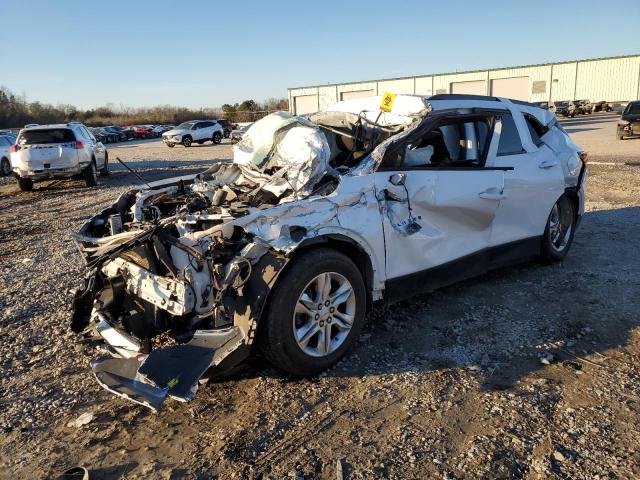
[70, 104, 423, 411]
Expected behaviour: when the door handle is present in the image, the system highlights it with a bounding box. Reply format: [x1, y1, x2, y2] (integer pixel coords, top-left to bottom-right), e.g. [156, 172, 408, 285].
[538, 159, 558, 169]
[479, 189, 506, 200]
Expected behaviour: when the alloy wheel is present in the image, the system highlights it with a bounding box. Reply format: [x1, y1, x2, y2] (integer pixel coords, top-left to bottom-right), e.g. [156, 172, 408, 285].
[548, 201, 573, 253]
[292, 272, 356, 357]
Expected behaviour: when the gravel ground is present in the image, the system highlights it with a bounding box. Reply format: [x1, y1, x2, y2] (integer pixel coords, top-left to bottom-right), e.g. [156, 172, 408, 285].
[0, 118, 639, 479]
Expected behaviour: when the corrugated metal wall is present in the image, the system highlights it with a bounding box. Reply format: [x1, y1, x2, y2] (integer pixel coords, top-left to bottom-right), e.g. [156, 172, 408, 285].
[289, 55, 640, 114]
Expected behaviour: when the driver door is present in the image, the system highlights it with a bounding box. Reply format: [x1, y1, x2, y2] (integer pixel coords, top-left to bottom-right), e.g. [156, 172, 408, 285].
[374, 113, 509, 295]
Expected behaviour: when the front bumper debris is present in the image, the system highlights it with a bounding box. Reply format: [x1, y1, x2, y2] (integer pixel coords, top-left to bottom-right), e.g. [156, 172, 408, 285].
[92, 326, 246, 412]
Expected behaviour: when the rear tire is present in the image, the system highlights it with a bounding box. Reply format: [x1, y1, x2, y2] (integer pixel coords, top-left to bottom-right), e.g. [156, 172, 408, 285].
[259, 248, 366, 376]
[99, 155, 109, 176]
[18, 177, 33, 191]
[223, 129, 230, 138]
[212, 132, 222, 144]
[0, 157, 10, 176]
[84, 161, 98, 187]
[182, 136, 192, 147]
[540, 195, 576, 263]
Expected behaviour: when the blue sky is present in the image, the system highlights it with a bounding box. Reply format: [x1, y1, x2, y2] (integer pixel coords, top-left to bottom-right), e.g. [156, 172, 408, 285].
[1, 0, 638, 109]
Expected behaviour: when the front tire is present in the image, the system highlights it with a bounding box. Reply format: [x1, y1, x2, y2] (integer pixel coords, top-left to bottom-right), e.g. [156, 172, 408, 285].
[0, 157, 10, 176]
[182, 136, 192, 147]
[212, 132, 222, 144]
[17, 177, 33, 192]
[540, 195, 576, 262]
[259, 248, 366, 376]
[84, 161, 98, 187]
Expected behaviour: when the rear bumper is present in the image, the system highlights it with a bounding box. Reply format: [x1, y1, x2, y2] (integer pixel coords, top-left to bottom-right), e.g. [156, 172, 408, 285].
[13, 163, 88, 180]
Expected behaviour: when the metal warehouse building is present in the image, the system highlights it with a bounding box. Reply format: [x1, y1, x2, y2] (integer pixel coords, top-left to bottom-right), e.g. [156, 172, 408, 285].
[288, 54, 640, 115]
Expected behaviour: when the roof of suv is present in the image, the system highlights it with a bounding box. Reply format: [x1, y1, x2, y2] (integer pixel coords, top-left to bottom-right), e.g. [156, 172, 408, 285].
[21, 123, 84, 131]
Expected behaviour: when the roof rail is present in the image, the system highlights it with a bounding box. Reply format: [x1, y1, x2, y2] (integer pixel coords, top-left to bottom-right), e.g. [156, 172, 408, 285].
[429, 94, 500, 102]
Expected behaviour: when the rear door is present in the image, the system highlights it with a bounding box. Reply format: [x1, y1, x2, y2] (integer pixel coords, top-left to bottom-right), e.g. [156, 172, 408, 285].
[485, 110, 564, 247]
[374, 113, 508, 283]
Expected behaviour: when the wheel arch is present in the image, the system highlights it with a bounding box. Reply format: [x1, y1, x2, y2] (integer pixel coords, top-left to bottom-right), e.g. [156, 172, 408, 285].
[289, 234, 375, 313]
[563, 187, 580, 221]
[238, 234, 375, 348]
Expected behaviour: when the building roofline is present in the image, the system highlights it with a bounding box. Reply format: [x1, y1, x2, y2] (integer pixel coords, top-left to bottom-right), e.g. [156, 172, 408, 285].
[288, 53, 640, 91]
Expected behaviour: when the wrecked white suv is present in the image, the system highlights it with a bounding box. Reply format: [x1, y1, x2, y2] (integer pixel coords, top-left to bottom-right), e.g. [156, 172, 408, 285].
[71, 94, 587, 411]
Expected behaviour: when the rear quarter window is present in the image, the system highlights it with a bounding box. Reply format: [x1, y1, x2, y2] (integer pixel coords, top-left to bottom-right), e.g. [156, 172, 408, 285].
[497, 114, 524, 156]
[19, 129, 76, 145]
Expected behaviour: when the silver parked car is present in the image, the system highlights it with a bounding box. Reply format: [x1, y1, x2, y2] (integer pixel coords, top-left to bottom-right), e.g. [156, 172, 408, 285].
[10, 123, 108, 191]
[0, 134, 14, 176]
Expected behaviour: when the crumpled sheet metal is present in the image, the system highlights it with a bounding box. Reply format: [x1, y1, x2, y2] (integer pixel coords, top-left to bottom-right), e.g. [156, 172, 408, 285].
[321, 95, 430, 127]
[91, 326, 245, 412]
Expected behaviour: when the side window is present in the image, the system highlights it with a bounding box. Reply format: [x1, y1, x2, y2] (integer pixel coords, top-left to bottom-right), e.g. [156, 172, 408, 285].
[497, 113, 524, 156]
[523, 114, 549, 146]
[0, 137, 8, 146]
[382, 116, 492, 170]
[204, 121, 214, 128]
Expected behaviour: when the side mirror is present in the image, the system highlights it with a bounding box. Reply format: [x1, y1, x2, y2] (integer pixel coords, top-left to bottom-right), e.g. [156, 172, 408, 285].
[389, 173, 406, 186]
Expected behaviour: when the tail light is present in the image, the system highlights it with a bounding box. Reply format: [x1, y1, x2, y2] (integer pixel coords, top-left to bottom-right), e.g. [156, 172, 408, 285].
[74, 141, 84, 149]
[9, 145, 19, 153]
[578, 151, 588, 163]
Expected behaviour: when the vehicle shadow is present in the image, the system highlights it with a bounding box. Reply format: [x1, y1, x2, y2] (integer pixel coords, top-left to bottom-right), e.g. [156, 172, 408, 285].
[222, 206, 640, 393]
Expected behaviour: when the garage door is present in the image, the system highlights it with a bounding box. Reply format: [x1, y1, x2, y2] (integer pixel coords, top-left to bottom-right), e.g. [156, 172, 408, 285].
[491, 77, 529, 101]
[451, 80, 486, 95]
[294, 95, 319, 115]
[340, 89, 375, 101]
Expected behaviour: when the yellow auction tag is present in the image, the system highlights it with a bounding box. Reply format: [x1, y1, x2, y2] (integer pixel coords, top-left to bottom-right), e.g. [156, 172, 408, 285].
[380, 92, 396, 112]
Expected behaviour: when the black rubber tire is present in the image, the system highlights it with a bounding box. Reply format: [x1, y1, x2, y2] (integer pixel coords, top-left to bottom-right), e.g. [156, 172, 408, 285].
[540, 195, 576, 263]
[182, 136, 192, 147]
[99, 154, 109, 176]
[223, 129, 230, 138]
[84, 161, 98, 187]
[212, 132, 222, 144]
[259, 248, 366, 376]
[0, 157, 10, 176]
[17, 177, 33, 191]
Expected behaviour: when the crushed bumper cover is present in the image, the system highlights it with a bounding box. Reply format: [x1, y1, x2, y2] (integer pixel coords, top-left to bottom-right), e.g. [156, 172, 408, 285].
[92, 326, 246, 412]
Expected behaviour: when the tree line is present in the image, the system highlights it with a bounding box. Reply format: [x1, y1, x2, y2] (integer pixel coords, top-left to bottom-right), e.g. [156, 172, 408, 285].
[0, 87, 289, 129]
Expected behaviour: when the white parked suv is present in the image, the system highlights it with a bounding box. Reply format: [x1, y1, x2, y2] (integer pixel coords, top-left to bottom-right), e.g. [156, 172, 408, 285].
[72, 94, 587, 411]
[10, 123, 108, 191]
[162, 120, 224, 148]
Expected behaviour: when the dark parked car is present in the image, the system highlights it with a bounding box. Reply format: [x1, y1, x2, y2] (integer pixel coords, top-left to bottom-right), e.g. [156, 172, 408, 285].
[89, 128, 108, 144]
[553, 101, 573, 117]
[109, 125, 135, 140]
[592, 101, 613, 113]
[617, 101, 640, 140]
[217, 119, 237, 138]
[103, 127, 126, 142]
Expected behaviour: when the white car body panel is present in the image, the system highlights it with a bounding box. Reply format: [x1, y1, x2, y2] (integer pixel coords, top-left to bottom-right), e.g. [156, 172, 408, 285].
[71, 95, 587, 410]
[375, 169, 504, 279]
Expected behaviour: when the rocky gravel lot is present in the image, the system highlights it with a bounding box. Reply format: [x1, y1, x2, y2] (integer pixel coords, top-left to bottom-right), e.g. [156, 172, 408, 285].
[1, 116, 639, 479]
